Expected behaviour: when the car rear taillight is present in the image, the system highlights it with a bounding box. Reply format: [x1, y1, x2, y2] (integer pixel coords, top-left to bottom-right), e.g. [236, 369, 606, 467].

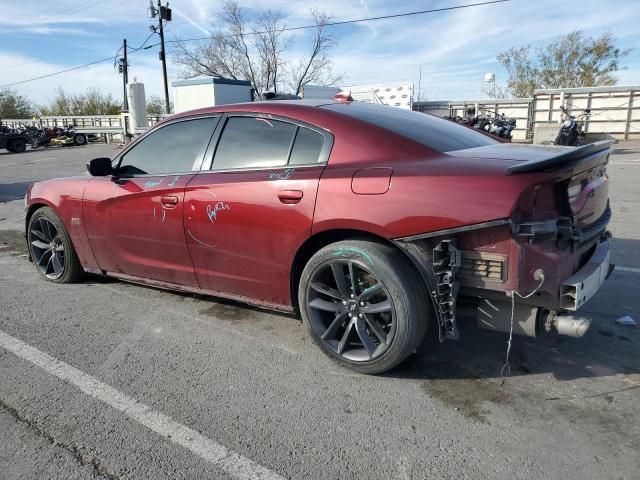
[565, 165, 608, 229]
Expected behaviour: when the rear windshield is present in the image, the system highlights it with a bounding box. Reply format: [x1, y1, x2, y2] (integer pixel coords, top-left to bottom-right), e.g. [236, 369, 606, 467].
[322, 102, 497, 152]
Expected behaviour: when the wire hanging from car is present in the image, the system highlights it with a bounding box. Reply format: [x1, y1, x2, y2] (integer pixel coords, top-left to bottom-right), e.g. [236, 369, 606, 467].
[500, 273, 545, 384]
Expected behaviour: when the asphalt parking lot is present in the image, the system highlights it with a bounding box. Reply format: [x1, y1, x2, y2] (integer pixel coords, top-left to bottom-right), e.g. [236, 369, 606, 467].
[1, 143, 639, 480]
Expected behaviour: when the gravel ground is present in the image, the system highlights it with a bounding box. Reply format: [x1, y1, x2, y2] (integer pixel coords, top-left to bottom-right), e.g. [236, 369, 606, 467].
[0, 142, 638, 479]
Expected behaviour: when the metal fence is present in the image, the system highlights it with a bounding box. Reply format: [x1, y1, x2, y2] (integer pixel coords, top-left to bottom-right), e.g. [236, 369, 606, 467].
[0, 115, 164, 139]
[414, 99, 532, 142]
[3, 86, 639, 143]
[414, 85, 640, 143]
[532, 86, 640, 142]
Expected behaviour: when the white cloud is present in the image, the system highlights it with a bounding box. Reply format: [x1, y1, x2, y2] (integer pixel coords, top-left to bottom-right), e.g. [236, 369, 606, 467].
[0, 51, 169, 106]
[22, 26, 92, 36]
[173, 9, 211, 36]
[1, 0, 639, 103]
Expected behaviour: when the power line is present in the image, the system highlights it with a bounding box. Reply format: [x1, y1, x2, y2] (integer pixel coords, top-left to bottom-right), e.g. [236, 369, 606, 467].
[1, 56, 118, 88]
[3, 0, 132, 72]
[2, 33, 159, 89]
[1, 0, 509, 89]
[128, 32, 156, 52]
[168, 0, 510, 44]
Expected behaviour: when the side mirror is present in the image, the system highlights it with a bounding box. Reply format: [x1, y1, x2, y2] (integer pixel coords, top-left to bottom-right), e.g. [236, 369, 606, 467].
[87, 157, 113, 176]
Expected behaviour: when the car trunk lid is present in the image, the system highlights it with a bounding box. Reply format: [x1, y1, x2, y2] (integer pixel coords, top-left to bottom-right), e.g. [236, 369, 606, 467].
[446, 140, 613, 230]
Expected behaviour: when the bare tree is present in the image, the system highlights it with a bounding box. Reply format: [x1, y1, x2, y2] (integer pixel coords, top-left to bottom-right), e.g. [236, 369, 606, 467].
[496, 31, 631, 98]
[172, 1, 341, 97]
[288, 10, 342, 95]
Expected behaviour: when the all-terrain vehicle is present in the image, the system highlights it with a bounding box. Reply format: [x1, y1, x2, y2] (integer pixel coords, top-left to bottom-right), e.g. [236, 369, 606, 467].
[0, 125, 28, 153]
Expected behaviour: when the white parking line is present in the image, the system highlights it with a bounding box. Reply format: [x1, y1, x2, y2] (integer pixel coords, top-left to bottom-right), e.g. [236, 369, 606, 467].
[0, 157, 57, 167]
[616, 266, 640, 274]
[0, 329, 284, 480]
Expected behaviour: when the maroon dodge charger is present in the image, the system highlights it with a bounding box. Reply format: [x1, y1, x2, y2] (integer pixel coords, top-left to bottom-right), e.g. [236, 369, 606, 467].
[25, 100, 613, 374]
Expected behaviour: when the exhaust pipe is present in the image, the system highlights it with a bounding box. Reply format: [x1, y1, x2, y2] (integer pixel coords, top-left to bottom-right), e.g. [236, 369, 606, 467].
[550, 314, 592, 337]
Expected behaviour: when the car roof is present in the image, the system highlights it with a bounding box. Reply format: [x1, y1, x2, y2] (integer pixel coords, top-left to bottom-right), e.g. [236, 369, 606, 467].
[168, 99, 340, 121]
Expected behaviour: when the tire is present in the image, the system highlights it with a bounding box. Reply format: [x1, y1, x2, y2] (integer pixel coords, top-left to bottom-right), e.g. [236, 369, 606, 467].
[27, 207, 85, 283]
[73, 133, 87, 146]
[568, 133, 579, 146]
[298, 240, 431, 374]
[8, 138, 26, 153]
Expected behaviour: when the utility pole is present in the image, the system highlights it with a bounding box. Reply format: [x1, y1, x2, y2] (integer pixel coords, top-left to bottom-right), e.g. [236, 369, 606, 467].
[120, 39, 129, 112]
[148, 1, 172, 114]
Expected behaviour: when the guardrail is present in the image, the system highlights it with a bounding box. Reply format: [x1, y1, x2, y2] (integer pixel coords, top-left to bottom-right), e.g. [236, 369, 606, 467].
[0, 115, 164, 142]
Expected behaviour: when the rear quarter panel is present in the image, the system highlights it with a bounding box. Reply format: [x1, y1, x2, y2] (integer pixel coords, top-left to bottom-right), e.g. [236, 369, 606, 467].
[314, 151, 545, 240]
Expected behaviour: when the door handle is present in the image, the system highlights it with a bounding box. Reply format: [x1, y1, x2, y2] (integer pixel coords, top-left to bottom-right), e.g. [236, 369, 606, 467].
[161, 195, 179, 207]
[278, 190, 303, 204]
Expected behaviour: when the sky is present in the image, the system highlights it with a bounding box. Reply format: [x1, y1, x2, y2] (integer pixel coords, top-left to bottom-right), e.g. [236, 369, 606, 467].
[0, 0, 639, 107]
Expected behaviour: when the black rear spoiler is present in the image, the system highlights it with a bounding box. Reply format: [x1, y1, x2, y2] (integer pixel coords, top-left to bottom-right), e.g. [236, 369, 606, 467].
[508, 140, 614, 174]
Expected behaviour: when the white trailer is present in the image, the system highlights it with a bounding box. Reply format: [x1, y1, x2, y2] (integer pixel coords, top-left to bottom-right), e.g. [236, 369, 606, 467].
[301, 82, 414, 110]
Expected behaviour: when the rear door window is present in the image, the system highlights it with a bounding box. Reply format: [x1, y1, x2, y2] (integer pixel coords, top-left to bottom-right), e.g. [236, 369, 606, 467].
[289, 127, 325, 165]
[212, 117, 296, 170]
[118, 117, 218, 175]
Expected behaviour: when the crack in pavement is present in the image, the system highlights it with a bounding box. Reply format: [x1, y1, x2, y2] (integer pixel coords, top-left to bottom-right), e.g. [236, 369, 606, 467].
[0, 398, 120, 480]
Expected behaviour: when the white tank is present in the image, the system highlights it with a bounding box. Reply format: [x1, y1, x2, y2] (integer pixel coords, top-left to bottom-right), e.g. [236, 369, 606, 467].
[126, 81, 148, 132]
[484, 72, 495, 83]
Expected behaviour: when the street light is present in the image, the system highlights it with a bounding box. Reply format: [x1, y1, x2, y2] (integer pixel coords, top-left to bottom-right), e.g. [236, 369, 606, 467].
[148, 0, 172, 114]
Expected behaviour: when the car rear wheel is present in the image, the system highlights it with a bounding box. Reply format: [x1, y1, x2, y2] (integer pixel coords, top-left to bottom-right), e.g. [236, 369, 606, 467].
[27, 207, 85, 283]
[299, 240, 430, 374]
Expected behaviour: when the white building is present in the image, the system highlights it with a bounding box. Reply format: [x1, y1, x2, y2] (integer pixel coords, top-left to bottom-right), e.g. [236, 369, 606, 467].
[172, 78, 253, 113]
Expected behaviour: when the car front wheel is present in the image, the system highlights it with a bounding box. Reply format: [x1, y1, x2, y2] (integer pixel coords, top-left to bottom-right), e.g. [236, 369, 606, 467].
[299, 240, 430, 374]
[27, 207, 85, 283]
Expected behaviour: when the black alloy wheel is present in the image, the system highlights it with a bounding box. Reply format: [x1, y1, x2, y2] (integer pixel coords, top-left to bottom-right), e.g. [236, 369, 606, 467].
[299, 240, 430, 374]
[27, 207, 85, 283]
[306, 258, 397, 361]
[28, 216, 66, 280]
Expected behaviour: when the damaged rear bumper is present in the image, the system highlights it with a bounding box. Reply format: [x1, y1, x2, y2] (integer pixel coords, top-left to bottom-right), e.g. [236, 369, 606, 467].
[395, 216, 613, 341]
[560, 239, 613, 310]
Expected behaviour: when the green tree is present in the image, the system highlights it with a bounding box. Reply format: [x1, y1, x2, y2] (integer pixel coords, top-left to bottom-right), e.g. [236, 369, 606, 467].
[146, 95, 173, 115]
[497, 31, 631, 98]
[39, 88, 122, 116]
[0, 88, 33, 118]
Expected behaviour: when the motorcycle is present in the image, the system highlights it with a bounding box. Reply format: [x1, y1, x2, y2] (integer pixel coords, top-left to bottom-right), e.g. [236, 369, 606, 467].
[31, 124, 89, 148]
[488, 113, 517, 140]
[554, 106, 591, 146]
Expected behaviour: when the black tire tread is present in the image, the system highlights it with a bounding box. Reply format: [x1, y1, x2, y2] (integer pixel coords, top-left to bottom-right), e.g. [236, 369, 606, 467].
[298, 239, 431, 375]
